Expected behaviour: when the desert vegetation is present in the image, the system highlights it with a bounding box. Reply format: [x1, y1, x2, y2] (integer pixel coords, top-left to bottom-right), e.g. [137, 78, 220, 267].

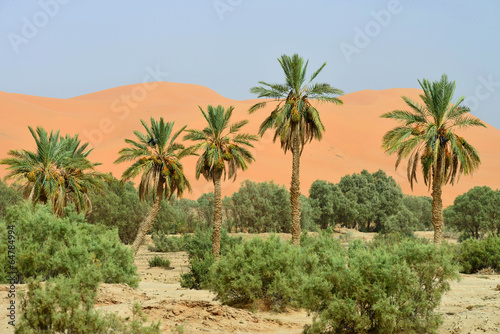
[1, 59, 496, 333]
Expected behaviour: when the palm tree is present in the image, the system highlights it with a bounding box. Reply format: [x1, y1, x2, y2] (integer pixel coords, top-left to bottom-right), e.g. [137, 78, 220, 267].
[184, 105, 257, 258]
[381, 74, 486, 243]
[249, 54, 344, 245]
[115, 118, 192, 255]
[0, 126, 107, 217]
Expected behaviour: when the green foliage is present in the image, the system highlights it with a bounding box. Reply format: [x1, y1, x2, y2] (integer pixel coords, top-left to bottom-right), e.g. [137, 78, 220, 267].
[309, 170, 405, 232]
[87, 176, 148, 244]
[210, 235, 303, 311]
[0, 179, 22, 219]
[148, 256, 171, 268]
[88, 176, 203, 243]
[402, 195, 432, 230]
[309, 180, 354, 229]
[227, 180, 291, 232]
[0, 203, 139, 286]
[381, 206, 420, 236]
[149, 234, 186, 252]
[16, 266, 160, 333]
[223, 180, 315, 233]
[300, 194, 318, 232]
[455, 237, 500, 273]
[196, 192, 215, 229]
[302, 236, 459, 334]
[180, 229, 242, 289]
[444, 186, 500, 239]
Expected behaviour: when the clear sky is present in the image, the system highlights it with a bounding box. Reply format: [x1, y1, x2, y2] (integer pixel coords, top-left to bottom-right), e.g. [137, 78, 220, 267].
[1, 0, 499, 129]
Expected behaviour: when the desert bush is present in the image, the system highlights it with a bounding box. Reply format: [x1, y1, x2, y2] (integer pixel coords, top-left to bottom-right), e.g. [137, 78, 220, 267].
[402, 195, 432, 230]
[444, 186, 500, 239]
[0, 202, 139, 286]
[87, 177, 203, 243]
[302, 236, 459, 334]
[148, 256, 171, 268]
[309, 170, 405, 232]
[87, 176, 149, 244]
[152, 197, 205, 235]
[455, 236, 500, 274]
[381, 206, 420, 236]
[180, 229, 241, 289]
[210, 231, 343, 311]
[210, 235, 303, 311]
[149, 233, 186, 252]
[16, 266, 160, 333]
[0, 179, 22, 219]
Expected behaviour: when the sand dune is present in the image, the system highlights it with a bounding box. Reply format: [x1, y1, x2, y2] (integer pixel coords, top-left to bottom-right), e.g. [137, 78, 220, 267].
[1, 82, 499, 205]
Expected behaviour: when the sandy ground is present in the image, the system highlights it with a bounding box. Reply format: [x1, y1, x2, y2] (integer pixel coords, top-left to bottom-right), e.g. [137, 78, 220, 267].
[1, 232, 499, 333]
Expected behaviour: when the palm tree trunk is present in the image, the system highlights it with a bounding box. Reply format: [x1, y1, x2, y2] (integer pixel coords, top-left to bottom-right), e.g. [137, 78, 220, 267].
[431, 152, 444, 244]
[212, 170, 223, 259]
[132, 182, 164, 255]
[290, 135, 302, 246]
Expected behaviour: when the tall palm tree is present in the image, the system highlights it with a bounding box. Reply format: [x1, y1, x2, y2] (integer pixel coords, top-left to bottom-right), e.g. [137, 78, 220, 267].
[115, 118, 192, 255]
[0, 126, 107, 217]
[249, 54, 344, 245]
[184, 105, 257, 258]
[381, 74, 486, 243]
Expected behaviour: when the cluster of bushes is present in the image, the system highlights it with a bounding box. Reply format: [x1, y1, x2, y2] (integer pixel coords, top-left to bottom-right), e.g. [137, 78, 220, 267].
[178, 231, 459, 333]
[179, 229, 242, 290]
[90, 177, 319, 240]
[454, 236, 500, 274]
[87, 176, 205, 244]
[74, 171, 435, 240]
[444, 186, 500, 240]
[0, 202, 159, 332]
[0, 202, 139, 286]
[223, 180, 316, 233]
[309, 170, 432, 233]
[0, 179, 21, 220]
[149, 233, 186, 252]
[17, 266, 160, 333]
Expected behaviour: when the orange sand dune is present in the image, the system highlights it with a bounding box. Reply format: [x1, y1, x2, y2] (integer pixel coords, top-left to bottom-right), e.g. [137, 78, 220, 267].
[1, 83, 499, 205]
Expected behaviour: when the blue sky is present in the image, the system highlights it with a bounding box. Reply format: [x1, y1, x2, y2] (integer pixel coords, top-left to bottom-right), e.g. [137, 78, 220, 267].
[1, 0, 499, 129]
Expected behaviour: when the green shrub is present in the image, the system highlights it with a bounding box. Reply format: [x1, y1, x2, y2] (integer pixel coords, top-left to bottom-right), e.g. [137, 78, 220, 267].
[302, 237, 459, 334]
[148, 256, 171, 268]
[1, 202, 139, 286]
[381, 207, 420, 236]
[210, 235, 303, 311]
[87, 177, 149, 244]
[455, 237, 500, 273]
[0, 179, 22, 219]
[16, 266, 160, 333]
[444, 186, 500, 239]
[209, 231, 343, 311]
[149, 233, 186, 252]
[180, 229, 241, 289]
